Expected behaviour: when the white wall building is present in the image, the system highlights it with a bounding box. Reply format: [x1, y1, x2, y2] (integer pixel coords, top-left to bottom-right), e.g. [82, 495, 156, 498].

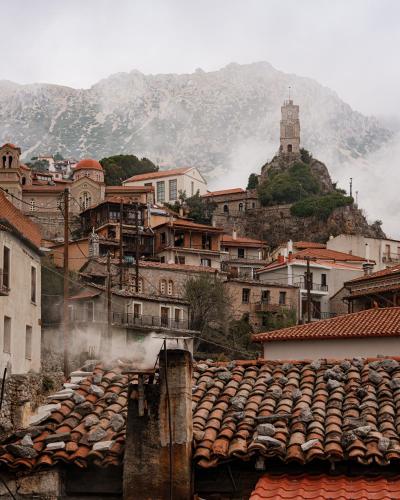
[0, 191, 42, 374]
[123, 167, 207, 205]
[327, 234, 400, 271]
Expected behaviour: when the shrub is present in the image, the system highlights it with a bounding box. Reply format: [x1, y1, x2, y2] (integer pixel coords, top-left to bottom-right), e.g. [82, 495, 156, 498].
[300, 148, 313, 164]
[247, 173, 259, 189]
[290, 193, 354, 220]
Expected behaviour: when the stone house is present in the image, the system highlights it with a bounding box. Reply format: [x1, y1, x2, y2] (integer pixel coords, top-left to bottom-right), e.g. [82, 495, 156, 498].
[153, 218, 224, 269]
[253, 306, 400, 361]
[123, 166, 207, 204]
[257, 248, 368, 321]
[0, 190, 42, 375]
[223, 278, 299, 332]
[2, 351, 400, 498]
[327, 234, 400, 271]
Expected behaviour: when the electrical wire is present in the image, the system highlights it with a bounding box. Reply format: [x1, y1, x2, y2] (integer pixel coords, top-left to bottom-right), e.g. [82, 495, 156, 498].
[163, 341, 173, 500]
[0, 185, 63, 210]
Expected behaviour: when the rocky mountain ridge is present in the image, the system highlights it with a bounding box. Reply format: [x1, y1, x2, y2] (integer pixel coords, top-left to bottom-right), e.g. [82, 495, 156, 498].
[0, 62, 391, 180]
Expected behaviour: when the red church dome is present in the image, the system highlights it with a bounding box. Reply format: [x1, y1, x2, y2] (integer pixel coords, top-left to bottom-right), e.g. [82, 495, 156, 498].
[74, 158, 103, 171]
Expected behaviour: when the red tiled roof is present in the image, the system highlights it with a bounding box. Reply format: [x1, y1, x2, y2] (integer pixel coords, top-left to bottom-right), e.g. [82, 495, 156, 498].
[0, 190, 41, 249]
[74, 159, 103, 171]
[124, 167, 191, 182]
[1, 143, 19, 151]
[202, 188, 245, 198]
[3, 356, 400, 470]
[346, 283, 400, 299]
[250, 474, 400, 500]
[293, 248, 367, 262]
[105, 186, 153, 192]
[22, 185, 65, 193]
[253, 307, 400, 342]
[221, 234, 266, 247]
[68, 289, 101, 301]
[154, 218, 223, 232]
[294, 241, 327, 249]
[347, 264, 400, 284]
[89, 257, 219, 274]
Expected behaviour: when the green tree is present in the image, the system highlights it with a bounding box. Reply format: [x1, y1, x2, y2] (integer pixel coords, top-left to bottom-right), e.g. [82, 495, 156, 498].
[247, 173, 259, 189]
[99, 155, 158, 185]
[53, 152, 64, 161]
[165, 191, 216, 224]
[290, 192, 353, 220]
[26, 159, 50, 172]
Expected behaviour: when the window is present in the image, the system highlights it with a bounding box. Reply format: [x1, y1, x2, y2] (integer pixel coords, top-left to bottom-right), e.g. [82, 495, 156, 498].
[169, 179, 177, 201]
[252, 202, 256, 209]
[321, 274, 327, 288]
[161, 306, 169, 327]
[31, 266, 37, 303]
[175, 256, 185, 265]
[287, 144, 292, 153]
[191, 181, 194, 196]
[160, 232, 166, 245]
[160, 279, 167, 294]
[238, 248, 245, 259]
[242, 288, 250, 303]
[144, 182, 152, 187]
[25, 326, 32, 360]
[129, 276, 143, 293]
[223, 204, 229, 214]
[80, 191, 91, 210]
[2, 246, 10, 290]
[133, 303, 142, 319]
[238, 203, 243, 212]
[30, 199, 36, 212]
[174, 308, 181, 323]
[160, 256, 166, 263]
[201, 258, 211, 267]
[3, 316, 11, 353]
[385, 244, 391, 258]
[157, 181, 165, 202]
[279, 291, 287, 305]
[167, 280, 174, 296]
[261, 290, 270, 303]
[85, 301, 94, 321]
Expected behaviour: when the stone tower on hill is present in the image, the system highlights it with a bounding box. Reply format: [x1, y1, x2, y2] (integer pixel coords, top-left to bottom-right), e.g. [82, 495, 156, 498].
[279, 99, 300, 156]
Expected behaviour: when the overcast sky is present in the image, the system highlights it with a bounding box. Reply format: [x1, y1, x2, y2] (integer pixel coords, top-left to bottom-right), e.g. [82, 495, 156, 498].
[1, 0, 399, 118]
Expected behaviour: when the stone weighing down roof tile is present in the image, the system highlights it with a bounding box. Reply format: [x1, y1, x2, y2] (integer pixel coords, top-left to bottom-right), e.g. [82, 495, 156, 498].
[249, 474, 400, 499]
[346, 263, 400, 284]
[253, 307, 400, 342]
[4, 357, 400, 470]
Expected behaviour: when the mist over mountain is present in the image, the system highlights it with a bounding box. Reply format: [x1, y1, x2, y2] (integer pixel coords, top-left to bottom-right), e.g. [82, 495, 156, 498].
[0, 62, 391, 178]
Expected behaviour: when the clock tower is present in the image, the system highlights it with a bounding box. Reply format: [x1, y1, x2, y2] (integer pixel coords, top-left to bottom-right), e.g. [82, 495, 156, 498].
[279, 99, 300, 156]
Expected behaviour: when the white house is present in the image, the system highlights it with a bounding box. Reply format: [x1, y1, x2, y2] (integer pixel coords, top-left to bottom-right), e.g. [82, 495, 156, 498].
[123, 167, 207, 205]
[327, 234, 400, 271]
[0, 190, 42, 374]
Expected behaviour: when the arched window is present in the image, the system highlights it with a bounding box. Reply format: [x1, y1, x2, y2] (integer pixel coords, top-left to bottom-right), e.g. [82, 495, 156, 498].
[167, 280, 174, 296]
[238, 203, 243, 212]
[223, 204, 229, 213]
[30, 199, 36, 212]
[287, 144, 293, 153]
[21, 176, 26, 186]
[79, 191, 91, 210]
[138, 278, 143, 293]
[160, 279, 167, 295]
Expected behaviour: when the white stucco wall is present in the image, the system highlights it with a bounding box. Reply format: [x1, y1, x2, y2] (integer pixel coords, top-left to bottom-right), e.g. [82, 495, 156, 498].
[0, 231, 41, 374]
[262, 336, 400, 360]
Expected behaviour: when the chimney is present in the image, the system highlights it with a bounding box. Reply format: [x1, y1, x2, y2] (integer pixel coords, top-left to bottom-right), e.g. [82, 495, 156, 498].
[277, 254, 285, 264]
[287, 239, 293, 254]
[363, 261, 374, 276]
[365, 242, 370, 261]
[179, 206, 184, 217]
[232, 229, 237, 240]
[123, 349, 193, 500]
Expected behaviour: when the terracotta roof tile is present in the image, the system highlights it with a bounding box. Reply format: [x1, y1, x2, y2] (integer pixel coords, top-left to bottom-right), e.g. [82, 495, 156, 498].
[253, 307, 400, 342]
[0, 190, 42, 249]
[154, 218, 223, 232]
[4, 356, 400, 471]
[293, 248, 367, 262]
[347, 263, 400, 284]
[294, 241, 327, 249]
[221, 234, 266, 246]
[202, 188, 245, 197]
[124, 167, 191, 183]
[250, 474, 400, 499]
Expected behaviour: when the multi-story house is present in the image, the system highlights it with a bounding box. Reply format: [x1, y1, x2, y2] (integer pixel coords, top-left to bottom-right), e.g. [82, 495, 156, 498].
[257, 247, 368, 321]
[327, 234, 400, 271]
[123, 167, 207, 205]
[153, 218, 223, 269]
[220, 231, 268, 279]
[0, 190, 42, 374]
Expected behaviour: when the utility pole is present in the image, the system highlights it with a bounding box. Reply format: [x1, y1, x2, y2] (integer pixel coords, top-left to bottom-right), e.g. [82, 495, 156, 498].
[305, 256, 312, 323]
[63, 188, 70, 376]
[107, 251, 112, 347]
[135, 203, 140, 292]
[349, 177, 353, 197]
[119, 199, 124, 290]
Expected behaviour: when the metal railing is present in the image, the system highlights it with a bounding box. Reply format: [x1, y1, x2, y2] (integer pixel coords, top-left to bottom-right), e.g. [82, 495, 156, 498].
[295, 279, 328, 292]
[0, 271, 10, 296]
[112, 312, 190, 330]
[382, 254, 400, 263]
[254, 302, 294, 313]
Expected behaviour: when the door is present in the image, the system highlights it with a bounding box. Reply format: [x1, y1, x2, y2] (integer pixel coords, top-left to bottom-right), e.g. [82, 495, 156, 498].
[161, 307, 169, 327]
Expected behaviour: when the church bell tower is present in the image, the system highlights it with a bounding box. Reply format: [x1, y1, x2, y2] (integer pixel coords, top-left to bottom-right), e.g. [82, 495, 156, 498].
[279, 96, 300, 156]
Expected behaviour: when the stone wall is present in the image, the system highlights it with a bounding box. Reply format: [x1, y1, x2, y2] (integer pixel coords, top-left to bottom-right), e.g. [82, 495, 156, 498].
[0, 371, 64, 440]
[26, 212, 81, 240]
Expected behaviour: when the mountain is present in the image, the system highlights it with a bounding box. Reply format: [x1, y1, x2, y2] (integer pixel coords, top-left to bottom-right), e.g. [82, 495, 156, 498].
[0, 62, 391, 178]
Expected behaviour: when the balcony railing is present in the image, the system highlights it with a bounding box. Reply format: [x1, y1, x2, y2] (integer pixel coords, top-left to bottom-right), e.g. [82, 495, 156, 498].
[254, 302, 293, 313]
[112, 312, 190, 331]
[295, 279, 328, 292]
[69, 309, 190, 331]
[382, 254, 400, 263]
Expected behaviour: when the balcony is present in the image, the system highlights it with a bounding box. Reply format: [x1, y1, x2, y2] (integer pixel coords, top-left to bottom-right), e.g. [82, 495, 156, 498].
[0, 271, 10, 296]
[254, 302, 293, 313]
[112, 312, 190, 331]
[295, 279, 328, 292]
[382, 254, 400, 264]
